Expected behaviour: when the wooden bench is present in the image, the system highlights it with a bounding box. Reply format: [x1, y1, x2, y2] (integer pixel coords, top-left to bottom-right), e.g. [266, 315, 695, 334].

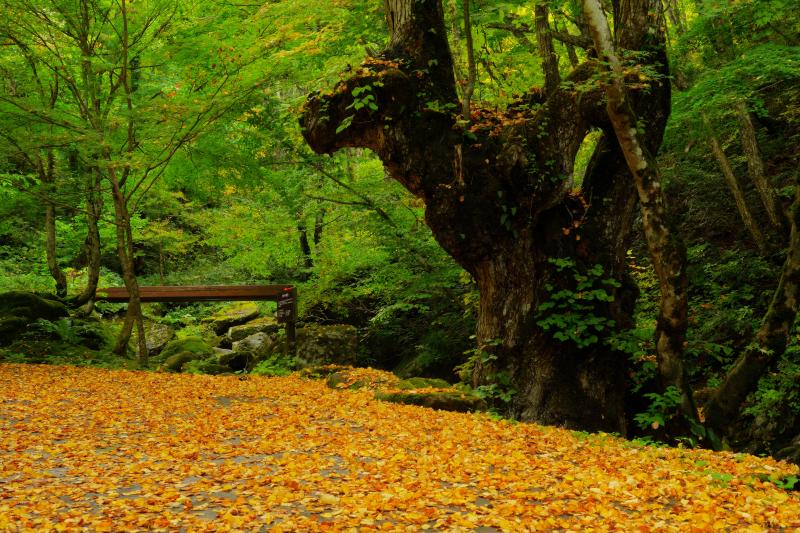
[96, 285, 297, 354]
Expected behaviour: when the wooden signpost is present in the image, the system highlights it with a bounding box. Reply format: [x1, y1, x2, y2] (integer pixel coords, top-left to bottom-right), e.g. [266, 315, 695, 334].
[97, 284, 298, 355]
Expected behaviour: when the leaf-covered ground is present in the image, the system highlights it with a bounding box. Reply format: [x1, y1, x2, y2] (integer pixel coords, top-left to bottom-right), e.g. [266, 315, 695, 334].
[1, 364, 799, 531]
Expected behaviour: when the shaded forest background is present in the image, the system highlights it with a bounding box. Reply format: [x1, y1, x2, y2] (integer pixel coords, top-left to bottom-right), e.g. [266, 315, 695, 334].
[1, 0, 799, 462]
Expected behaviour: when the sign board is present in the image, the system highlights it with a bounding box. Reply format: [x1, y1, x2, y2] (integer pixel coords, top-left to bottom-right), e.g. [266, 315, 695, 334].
[276, 288, 296, 324]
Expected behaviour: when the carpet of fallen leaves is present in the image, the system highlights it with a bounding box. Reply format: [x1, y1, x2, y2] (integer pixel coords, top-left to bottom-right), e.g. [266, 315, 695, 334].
[1, 364, 799, 532]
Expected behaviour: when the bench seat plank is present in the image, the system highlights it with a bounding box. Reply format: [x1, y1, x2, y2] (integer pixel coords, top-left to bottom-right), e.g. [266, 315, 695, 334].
[97, 285, 292, 303]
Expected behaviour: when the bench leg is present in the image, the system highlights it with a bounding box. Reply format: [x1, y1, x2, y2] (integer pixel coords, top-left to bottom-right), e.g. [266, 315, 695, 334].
[286, 320, 297, 358]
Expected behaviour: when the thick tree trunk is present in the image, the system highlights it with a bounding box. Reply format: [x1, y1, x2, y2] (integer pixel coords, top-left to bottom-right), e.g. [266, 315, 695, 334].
[704, 114, 768, 254]
[302, 0, 670, 433]
[705, 180, 800, 432]
[583, 0, 699, 432]
[736, 101, 781, 229]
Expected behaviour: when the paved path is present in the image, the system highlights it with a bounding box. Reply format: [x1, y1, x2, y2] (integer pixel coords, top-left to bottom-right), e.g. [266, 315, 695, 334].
[1, 364, 798, 531]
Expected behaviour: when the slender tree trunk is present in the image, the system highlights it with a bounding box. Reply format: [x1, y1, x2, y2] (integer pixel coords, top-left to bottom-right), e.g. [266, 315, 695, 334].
[705, 179, 800, 432]
[109, 171, 148, 364]
[298, 220, 314, 270]
[583, 0, 699, 432]
[109, 0, 147, 364]
[314, 209, 325, 246]
[736, 101, 781, 229]
[71, 169, 103, 310]
[665, 0, 685, 36]
[461, 0, 476, 117]
[41, 152, 67, 299]
[704, 114, 769, 254]
[555, 20, 580, 67]
[535, 4, 560, 94]
[45, 203, 68, 298]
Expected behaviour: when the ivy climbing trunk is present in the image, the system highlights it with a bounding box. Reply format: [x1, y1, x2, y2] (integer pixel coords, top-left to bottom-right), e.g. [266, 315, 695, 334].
[301, 0, 672, 433]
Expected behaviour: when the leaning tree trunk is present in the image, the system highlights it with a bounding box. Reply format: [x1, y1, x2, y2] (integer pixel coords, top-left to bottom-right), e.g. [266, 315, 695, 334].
[301, 0, 670, 433]
[703, 113, 768, 254]
[736, 101, 781, 230]
[584, 0, 699, 433]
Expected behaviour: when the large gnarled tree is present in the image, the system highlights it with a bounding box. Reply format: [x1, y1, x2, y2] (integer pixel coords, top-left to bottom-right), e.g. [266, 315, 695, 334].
[301, 0, 671, 433]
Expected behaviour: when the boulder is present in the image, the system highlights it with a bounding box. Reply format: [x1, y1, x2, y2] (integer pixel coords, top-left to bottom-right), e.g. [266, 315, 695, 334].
[776, 433, 800, 466]
[157, 336, 214, 361]
[183, 359, 232, 375]
[296, 324, 358, 366]
[218, 350, 256, 372]
[374, 390, 487, 413]
[395, 377, 452, 390]
[163, 351, 201, 372]
[232, 332, 277, 359]
[227, 316, 280, 343]
[202, 302, 260, 335]
[0, 291, 68, 346]
[131, 321, 176, 356]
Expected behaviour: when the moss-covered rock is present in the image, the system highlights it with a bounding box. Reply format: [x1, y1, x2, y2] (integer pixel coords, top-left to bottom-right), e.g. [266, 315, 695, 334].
[374, 390, 487, 413]
[0, 291, 68, 346]
[296, 324, 358, 366]
[202, 302, 260, 335]
[157, 336, 214, 361]
[162, 351, 202, 372]
[325, 372, 371, 390]
[231, 332, 277, 359]
[218, 350, 256, 372]
[183, 359, 231, 375]
[395, 377, 452, 390]
[299, 365, 353, 380]
[130, 321, 176, 356]
[227, 316, 279, 343]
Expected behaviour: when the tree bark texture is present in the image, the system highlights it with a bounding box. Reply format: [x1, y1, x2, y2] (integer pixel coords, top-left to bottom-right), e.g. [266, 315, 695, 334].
[301, 0, 671, 433]
[704, 115, 768, 254]
[583, 0, 698, 430]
